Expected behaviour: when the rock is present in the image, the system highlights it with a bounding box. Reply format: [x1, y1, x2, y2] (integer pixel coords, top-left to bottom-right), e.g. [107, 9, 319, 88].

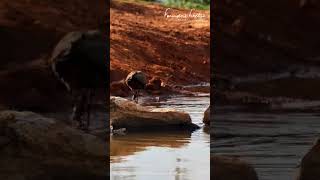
[110, 96, 199, 131]
[182, 85, 210, 94]
[213, 74, 233, 91]
[203, 106, 210, 125]
[145, 77, 162, 91]
[0, 63, 72, 112]
[296, 138, 320, 180]
[110, 79, 130, 97]
[0, 110, 108, 180]
[212, 156, 259, 180]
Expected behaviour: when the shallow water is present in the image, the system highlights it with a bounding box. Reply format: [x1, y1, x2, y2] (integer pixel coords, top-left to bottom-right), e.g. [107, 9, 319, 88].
[212, 106, 320, 180]
[233, 65, 320, 84]
[110, 95, 210, 180]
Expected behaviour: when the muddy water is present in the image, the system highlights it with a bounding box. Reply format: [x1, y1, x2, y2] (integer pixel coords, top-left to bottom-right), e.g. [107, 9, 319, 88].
[212, 106, 320, 180]
[110, 95, 210, 180]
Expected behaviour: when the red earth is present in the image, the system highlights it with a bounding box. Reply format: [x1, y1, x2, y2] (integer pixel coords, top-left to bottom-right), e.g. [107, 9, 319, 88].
[110, 0, 210, 86]
[0, 0, 106, 111]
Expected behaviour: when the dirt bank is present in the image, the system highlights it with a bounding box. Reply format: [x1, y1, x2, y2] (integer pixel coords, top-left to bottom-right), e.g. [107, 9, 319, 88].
[214, 0, 320, 76]
[110, 1, 210, 86]
[0, 0, 106, 70]
[213, 1, 320, 105]
[0, 0, 106, 112]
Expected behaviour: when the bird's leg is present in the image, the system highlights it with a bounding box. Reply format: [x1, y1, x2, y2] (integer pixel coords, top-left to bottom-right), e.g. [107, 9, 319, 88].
[132, 90, 136, 101]
[80, 90, 88, 129]
[71, 93, 80, 127]
[72, 89, 86, 129]
[132, 90, 139, 103]
[136, 90, 139, 103]
[84, 88, 94, 131]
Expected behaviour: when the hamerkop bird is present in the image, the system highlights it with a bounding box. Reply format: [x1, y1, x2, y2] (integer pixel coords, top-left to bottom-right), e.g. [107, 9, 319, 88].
[125, 71, 147, 103]
[50, 30, 108, 130]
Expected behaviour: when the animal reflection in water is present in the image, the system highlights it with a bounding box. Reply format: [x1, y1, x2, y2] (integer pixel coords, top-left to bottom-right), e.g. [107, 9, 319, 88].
[50, 30, 108, 131]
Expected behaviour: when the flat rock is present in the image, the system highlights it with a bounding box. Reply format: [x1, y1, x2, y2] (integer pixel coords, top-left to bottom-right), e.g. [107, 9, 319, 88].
[212, 156, 259, 180]
[110, 96, 199, 131]
[296, 138, 320, 180]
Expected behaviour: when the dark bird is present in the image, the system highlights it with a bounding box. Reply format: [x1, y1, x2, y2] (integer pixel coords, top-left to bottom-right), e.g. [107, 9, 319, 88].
[125, 71, 147, 103]
[50, 30, 108, 130]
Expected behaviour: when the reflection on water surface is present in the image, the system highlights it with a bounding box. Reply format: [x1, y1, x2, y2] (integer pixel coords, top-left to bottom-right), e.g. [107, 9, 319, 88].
[110, 95, 210, 180]
[212, 107, 320, 180]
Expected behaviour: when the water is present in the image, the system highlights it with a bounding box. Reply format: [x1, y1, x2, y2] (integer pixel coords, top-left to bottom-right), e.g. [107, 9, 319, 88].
[212, 106, 320, 180]
[233, 65, 320, 84]
[110, 95, 210, 180]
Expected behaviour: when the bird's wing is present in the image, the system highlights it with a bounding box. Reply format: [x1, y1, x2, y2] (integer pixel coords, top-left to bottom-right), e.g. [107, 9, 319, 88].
[75, 31, 108, 69]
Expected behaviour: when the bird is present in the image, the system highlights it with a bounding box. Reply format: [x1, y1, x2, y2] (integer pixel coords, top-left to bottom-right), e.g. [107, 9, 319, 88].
[125, 71, 147, 103]
[50, 30, 108, 131]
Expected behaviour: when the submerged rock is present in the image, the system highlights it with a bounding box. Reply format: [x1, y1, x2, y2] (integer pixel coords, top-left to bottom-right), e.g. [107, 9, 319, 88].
[110, 96, 199, 131]
[296, 138, 320, 180]
[211, 156, 258, 180]
[0, 110, 108, 180]
[203, 106, 210, 125]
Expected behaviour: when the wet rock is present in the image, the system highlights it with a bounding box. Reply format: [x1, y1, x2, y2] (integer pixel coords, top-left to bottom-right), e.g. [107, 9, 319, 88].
[203, 106, 210, 125]
[212, 156, 258, 180]
[181, 84, 210, 94]
[0, 110, 108, 180]
[213, 74, 233, 91]
[110, 96, 199, 131]
[145, 77, 162, 91]
[296, 138, 320, 180]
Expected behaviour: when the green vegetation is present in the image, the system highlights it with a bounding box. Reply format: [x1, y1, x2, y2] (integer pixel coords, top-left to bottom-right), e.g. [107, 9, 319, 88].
[162, 0, 210, 10]
[138, 0, 210, 10]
